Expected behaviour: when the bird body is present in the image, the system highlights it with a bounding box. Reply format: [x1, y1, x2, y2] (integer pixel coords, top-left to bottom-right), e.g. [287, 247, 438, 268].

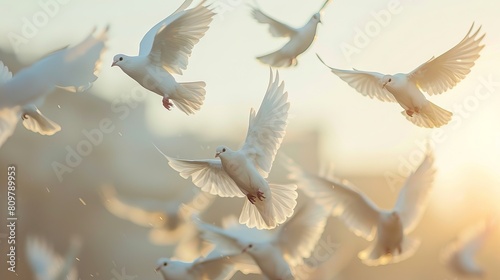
[257, 15, 320, 67]
[218, 148, 270, 196]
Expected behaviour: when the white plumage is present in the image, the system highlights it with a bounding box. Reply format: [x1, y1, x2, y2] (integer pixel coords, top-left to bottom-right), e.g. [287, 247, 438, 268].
[112, 0, 214, 115]
[287, 152, 435, 266]
[160, 70, 297, 229]
[318, 23, 485, 128]
[0, 28, 108, 147]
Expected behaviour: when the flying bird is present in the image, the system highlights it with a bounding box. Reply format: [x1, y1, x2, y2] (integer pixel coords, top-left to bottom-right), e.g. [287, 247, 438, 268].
[441, 219, 496, 277]
[287, 152, 436, 266]
[0, 28, 108, 147]
[197, 202, 329, 280]
[112, 0, 214, 115]
[101, 184, 214, 259]
[160, 70, 297, 230]
[155, 250, 241, 280]
[26, 236, 82, 280]
[251, 0, 331, 67]
[318, 23, 485, 128]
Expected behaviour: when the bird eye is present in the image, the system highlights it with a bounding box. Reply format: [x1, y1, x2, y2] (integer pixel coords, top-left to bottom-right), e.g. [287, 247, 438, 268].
[248, 244, 253, 248]
[222, 148, 226, 152]
[388, 78, 392, 82]
[119, 57, 123, 61]
[163, 262, 168, 266]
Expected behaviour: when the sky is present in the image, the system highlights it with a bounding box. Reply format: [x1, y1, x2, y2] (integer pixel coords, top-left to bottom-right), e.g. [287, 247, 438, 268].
[0, 0, 499, 279]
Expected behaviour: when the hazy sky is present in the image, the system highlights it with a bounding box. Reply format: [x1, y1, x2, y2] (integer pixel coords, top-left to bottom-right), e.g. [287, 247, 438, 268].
[1, 0, 499, 212]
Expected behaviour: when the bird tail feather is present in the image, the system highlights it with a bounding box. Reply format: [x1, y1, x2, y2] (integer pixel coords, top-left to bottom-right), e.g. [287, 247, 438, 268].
[402, 101, 452, 128]
[359, 237, 420, 266]
[239, 184, 298, 230]
[22, 109, 61, 135]
[257, 51, 298, 68]
[172, 82, 206, 115]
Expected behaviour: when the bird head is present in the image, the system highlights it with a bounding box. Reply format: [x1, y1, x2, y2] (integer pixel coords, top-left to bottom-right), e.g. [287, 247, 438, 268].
[312, 12, 322, 24]
[381, 75, 394, 89]
[155, 258, 170, 274]
[242, 243, 254, 253]
[111, 54, 128, 67]
[215, 145, 229, 158]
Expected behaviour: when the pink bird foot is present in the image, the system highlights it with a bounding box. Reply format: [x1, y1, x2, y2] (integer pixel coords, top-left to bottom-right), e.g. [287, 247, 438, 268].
[247, 193, 257, 204]
[162, 97, 173, 111]
[257, 190, 266, 201]
[406, 109, 414, 117]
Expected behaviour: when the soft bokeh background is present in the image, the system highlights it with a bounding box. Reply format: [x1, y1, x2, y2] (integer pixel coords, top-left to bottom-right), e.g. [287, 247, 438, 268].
[1, 0, 499, 279]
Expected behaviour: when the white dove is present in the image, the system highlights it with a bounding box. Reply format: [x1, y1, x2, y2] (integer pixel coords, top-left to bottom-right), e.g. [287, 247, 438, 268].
[112, 0, 214, 115]
[155, 250, 240, 280]
[318, 23, 485, 128]
[100, 184, 214, 255]
[161, 70, 297, 230]
[0, 28, 108, 147]
[196, 202, 329, 280]
[252, 0, 331, 67]
[287, 152, 435, 266]
[26, 236, 82, 280]
[441, 219, 496, 277]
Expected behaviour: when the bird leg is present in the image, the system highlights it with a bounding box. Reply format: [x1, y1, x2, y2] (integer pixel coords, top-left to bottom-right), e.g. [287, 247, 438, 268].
[257, 190, 266, 201]
[162, 97, 173, 111]
[405, 109, 415, 117]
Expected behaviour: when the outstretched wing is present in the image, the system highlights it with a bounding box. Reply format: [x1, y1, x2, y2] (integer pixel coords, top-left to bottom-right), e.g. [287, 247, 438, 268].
[52, 27, 109, 93]
[251, 7, 297, 38]
[138, 0, 194, 55]
[393, 152, 435, 234]
[165, 155, 244, 198]
[141, 0, 215, 75]
[26, 236, 80, 280]
[286, 156, 381, 241]
[317, 55, 396, 102]
[0, 107, 20, 148]
[241, 69, 290, 178]
[275, 202, 329, 267]
[191, 252, 242, 280]
[100, 185, 167, 228]
[408, 23, 485, 95]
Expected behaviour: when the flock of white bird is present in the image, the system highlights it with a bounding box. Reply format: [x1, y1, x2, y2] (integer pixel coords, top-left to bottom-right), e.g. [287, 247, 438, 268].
[1, 0, 497, 279]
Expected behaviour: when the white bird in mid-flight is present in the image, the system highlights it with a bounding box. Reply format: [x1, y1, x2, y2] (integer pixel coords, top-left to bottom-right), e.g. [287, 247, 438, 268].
[197, 202, 329, 280]
[112, 0, 214, 115]
[287, 152, 436, 266]
[100, 185, 214, 260]
[442, 219, 496, 277]
[318, 23, 485, 128]
[252, 0, 331, 68]
[26, 236, 82, 280]
[0, 28, 108, 147]
[160, 70, 297, 230]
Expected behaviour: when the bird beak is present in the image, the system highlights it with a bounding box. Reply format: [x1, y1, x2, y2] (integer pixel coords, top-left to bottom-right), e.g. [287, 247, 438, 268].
[215, 152, 220, 158]
[319, 19, 323, 24]
[382, 81, 388, 88]
[111, 61, 117, 67]
[155, 266, 161, 272]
